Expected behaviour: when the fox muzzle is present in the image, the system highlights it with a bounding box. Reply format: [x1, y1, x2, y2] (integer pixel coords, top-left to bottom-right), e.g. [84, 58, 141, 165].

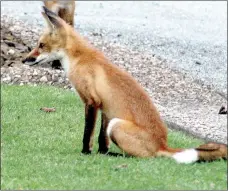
[22, 57, 36, 64]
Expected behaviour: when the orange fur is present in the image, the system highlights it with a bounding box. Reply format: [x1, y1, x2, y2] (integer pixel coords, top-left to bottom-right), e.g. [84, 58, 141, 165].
[23, 7, 227, 163]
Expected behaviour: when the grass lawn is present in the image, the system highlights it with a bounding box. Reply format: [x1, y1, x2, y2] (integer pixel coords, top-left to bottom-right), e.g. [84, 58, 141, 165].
[1, 84, 227, 190]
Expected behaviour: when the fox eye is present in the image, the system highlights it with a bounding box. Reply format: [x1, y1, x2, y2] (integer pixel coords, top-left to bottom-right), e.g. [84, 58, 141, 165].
[39, 43, 45, 48]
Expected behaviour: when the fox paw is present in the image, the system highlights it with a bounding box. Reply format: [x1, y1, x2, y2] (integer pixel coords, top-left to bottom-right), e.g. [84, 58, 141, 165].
[81, 149, 91, 155]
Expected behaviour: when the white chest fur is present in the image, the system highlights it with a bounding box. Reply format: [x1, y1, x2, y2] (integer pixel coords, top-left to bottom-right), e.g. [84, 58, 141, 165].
[58, 51, 79, 97]
[61, 55, 70, 74]
[58, 50, 70, 74]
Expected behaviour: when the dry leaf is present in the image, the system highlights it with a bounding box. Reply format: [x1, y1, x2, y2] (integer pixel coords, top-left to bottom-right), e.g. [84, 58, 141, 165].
[40, 107, 56, 112]
[114, 164, 128, 169]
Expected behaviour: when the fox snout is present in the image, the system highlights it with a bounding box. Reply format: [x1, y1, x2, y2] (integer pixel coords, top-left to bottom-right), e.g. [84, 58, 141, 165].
[22, 55, 39, 66]
[22, 57, 36, 64]
[22, 48, 40, 66]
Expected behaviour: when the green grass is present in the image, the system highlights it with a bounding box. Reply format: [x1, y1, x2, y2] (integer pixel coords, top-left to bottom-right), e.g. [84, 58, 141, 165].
[1, 84, 227, 190]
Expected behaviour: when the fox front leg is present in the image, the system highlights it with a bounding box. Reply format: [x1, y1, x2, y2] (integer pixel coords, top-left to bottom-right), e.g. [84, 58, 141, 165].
[98, 113, 110, 154]
[81, 104, 98, 154]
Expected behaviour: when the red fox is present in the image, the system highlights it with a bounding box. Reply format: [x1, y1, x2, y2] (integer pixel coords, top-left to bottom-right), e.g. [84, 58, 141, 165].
[22, 7, 227, 163]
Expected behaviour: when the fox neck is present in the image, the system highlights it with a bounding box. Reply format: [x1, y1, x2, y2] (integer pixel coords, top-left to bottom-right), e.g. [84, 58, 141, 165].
[56, 26, 93, 73]
[59, 51, 70, 74]
[59, 29, 92, 73]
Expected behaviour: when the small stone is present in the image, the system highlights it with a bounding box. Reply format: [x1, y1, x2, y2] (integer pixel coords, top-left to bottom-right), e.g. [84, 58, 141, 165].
[40, 76, 48, 82]
[47, 75, 52, 81]
[15, 43, 29, 53]
[4, 60, 14, 67]
[2, 76, 11, 82]
[195, 61, 202, 65]
[13, 78, 19, 83]
[15, 74, 21, 78]
[4, 40, 15, 47]
[59, 78, 64, 83]
[33, 70, 38, 75]
[52, 74, 58, 82]
[7, 49, 15, 55]
[1, 43, 9, 55]
[92, 32, 102, 37]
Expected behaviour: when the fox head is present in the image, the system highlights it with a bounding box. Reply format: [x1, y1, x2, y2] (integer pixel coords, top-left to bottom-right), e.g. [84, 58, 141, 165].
[22, 6, 69, 66]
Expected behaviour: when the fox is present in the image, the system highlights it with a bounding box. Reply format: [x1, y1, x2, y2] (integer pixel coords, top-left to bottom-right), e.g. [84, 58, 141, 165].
[22, 7, 227, 164]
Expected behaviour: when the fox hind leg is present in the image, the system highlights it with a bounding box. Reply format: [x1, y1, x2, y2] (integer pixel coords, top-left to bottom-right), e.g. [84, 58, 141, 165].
[107, 118, 158, 157]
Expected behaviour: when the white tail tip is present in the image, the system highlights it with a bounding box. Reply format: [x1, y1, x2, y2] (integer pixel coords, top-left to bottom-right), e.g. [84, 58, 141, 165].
[172, 149, 198, 164]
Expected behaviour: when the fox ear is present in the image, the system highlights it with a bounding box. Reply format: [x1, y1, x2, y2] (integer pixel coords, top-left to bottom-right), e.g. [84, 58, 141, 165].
[41, 12, 54, 31]
[42, 6, 63, 29]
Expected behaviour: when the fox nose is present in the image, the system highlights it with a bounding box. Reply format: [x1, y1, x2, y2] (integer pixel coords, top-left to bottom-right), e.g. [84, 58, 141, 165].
[22, 57, 36, 64]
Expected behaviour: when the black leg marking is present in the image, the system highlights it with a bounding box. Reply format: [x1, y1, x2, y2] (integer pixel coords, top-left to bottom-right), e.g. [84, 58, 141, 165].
[81, 104, 97, 154]
[98, 113, 110, 154]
